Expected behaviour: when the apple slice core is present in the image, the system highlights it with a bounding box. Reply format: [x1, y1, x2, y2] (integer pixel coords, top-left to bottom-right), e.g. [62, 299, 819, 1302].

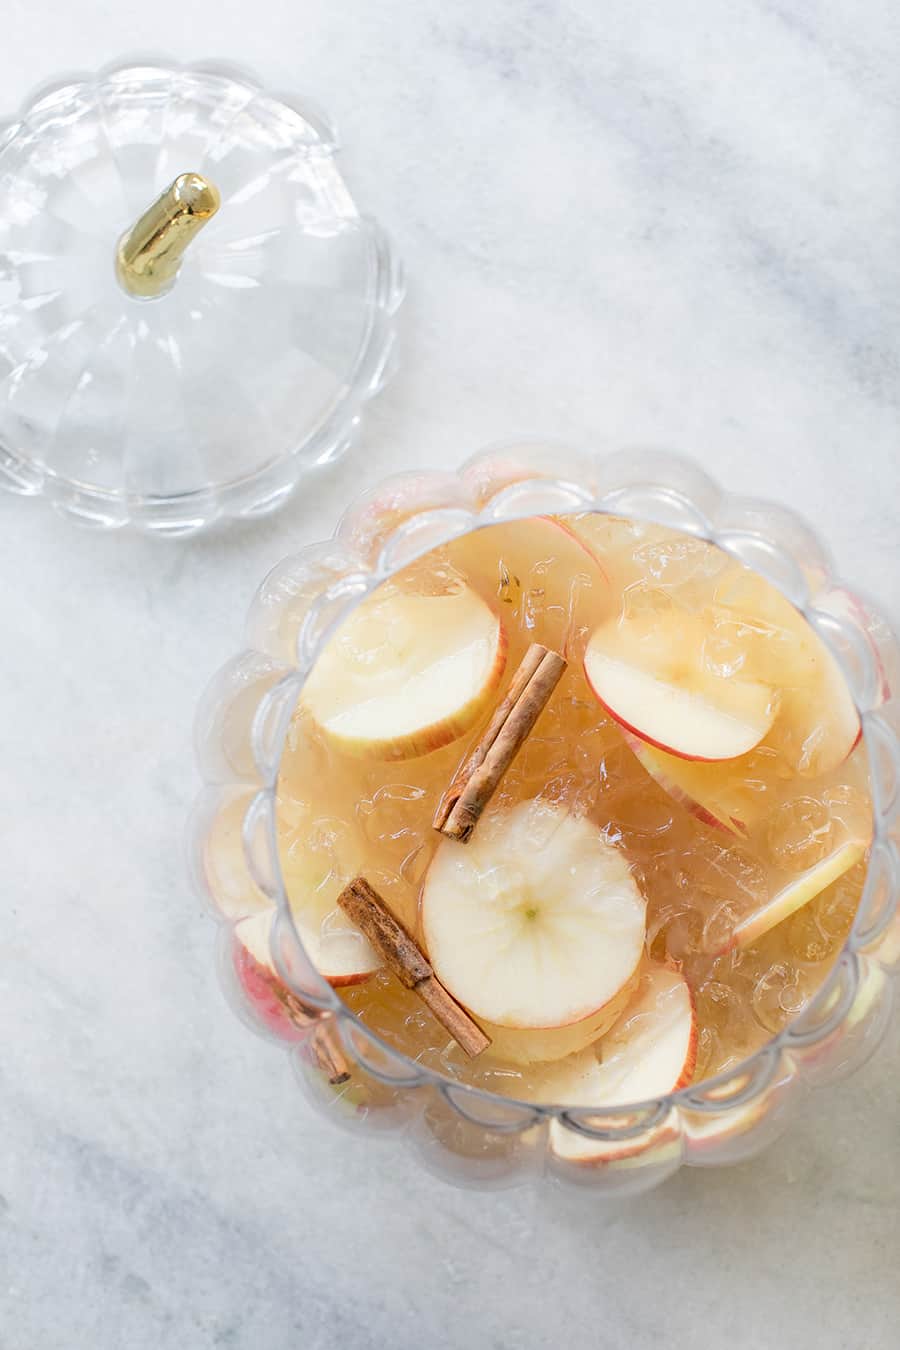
[302, 582, 506, 760]
[422, 799, 646, 1059]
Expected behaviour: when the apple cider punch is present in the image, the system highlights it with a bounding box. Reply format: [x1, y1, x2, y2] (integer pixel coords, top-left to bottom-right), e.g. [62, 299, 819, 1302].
[237, 513, 873, 1142]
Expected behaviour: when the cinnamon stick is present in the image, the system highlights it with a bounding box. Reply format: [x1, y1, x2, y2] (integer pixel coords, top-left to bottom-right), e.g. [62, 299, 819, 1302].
[307, 1023, 352, 1086]
[433, 643, 567, 842]
[277, 988, 351, 1084]
[433, 642, 547, 829]
[337, 876, 490, 1058]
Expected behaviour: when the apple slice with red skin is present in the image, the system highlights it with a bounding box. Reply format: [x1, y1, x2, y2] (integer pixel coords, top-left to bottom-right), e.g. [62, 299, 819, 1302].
[422, 799, 646, 1065]
[448, 515, 610, 660]
[683, 1090, 784, 1163]
[278, 830, 381, 987]
[623, 731, 756, 837]
[718, 839, 869, 954]
[712, 566, 861, 775]
[234, 903, 379, 1044]
[232, 910, 311, 1042]
[774, 641, 861, 776]
[530, 964, 697, 1165]
[584, 611, 776, 762]
[233, 912, 355, 1086]
[815, 586, 891, 708]
[584, 563, 860, 774]
[301, 581, 507, 761]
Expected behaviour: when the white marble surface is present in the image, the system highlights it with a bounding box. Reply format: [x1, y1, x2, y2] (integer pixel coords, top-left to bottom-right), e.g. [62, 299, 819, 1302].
[3, 3, 900, 1347]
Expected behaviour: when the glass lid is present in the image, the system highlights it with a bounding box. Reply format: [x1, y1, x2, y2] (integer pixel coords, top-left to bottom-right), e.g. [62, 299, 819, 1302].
[0, 59, 402, 534]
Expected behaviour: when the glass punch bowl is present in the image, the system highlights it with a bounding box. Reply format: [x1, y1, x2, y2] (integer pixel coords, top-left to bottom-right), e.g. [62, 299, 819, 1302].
[189, 445, 900, 1193]
[0, 59, 402, 534]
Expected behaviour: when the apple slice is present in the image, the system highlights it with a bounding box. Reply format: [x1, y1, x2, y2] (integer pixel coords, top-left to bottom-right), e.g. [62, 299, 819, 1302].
[283, 866, 382, 986]
[722, 839, 868, 953]
[584, 611, 776, 761]
[532, 965, 697, 1164]
[770, 641, 860, 777]
[713, 567, 860, 775]
[568, 514, 726, 598]
[421, 799, 646, 1064]
[683, 1092, 780, 1162]
[484, 976, 639, 1066]
[447, 515, 609, 658]
[301, 581, 507, 760]
[276, 777, 382, 986]
[623, 732, 757, 837]
[233, 912, 353, 1085]
[816, 586, 891, 707]
[232, 910, 311, 1042]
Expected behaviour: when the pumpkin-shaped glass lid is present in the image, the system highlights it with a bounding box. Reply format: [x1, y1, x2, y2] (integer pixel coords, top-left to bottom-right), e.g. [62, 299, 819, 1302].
[0, 59, 402, 534]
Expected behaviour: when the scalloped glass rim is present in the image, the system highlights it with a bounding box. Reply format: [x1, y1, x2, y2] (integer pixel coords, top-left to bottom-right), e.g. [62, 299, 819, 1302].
[0, 56, 403, 535]
[191, 443, 900, 1133]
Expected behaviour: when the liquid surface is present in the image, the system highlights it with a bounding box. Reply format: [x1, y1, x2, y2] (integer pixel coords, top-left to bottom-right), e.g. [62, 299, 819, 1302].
[276, 514, 871, 1101]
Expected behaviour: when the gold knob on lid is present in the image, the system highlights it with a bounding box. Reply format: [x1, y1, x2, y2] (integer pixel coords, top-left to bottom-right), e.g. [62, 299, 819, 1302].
[116, 172, 220, 299]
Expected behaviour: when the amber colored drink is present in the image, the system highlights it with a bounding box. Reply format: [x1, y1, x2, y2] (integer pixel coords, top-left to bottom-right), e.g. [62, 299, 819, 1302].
[274, 513, 871, 1104]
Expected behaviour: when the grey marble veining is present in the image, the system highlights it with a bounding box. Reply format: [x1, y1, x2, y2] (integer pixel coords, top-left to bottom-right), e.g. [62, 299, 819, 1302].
[2, 2, 900, 1347]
